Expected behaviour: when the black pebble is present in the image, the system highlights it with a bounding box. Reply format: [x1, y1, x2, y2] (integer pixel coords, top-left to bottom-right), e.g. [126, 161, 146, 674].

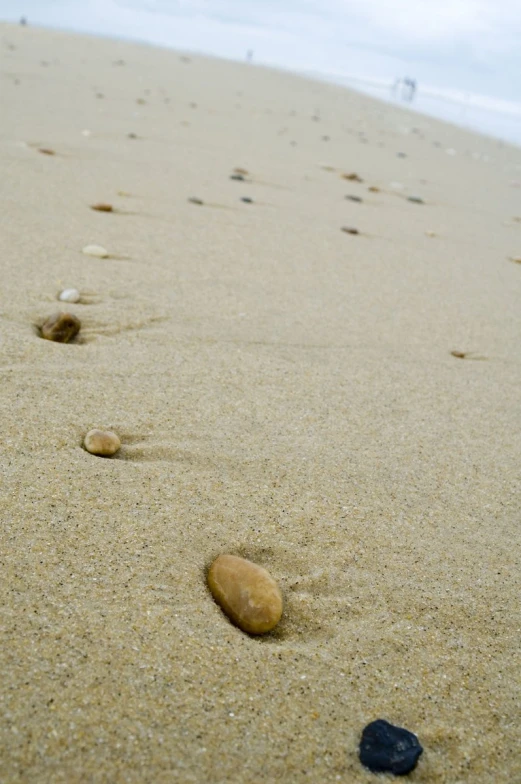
[346, 195, 362, 203]
[241, 197, 253, 203]
[407, 196, 424, 204]
[230, 174, 245, 181]
[188, 197, 204, 205]
[359, 719, 423, 775]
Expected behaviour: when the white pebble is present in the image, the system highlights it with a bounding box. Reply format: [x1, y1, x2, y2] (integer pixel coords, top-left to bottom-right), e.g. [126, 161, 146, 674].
[58, 288, 80, 303]
[82, 244, 109, 258]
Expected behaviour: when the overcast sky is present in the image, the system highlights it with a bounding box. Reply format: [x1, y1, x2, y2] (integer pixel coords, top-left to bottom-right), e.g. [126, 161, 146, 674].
[2, 0, 521, 102]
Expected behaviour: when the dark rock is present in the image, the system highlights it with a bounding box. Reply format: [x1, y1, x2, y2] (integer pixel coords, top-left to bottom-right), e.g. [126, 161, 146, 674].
[407, 196, 424, 204]
[241, 197, 253, 204]
[359, 719, 423, 775]
[341, 226, 359, 235]
[397, 152, 407, 158]
[346, 195, 362, 203]
[188, 197, 204, 205]
[40, 312, 81, 343]
[230, 174, 245, 181]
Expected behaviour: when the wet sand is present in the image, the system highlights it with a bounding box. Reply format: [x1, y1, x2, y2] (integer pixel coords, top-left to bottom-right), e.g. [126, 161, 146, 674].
[1, 23, 520, 783]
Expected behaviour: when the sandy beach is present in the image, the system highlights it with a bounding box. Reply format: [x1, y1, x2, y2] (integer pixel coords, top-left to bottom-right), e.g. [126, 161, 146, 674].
[1, 22, 520, 783]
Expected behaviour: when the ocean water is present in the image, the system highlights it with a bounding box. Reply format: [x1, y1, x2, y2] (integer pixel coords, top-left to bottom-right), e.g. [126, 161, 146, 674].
[2, 0, 521, 146]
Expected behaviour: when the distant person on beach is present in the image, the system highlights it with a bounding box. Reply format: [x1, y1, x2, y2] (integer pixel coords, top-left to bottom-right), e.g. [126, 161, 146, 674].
[20, 16, 27, 25]
[392, 77, 417, 102]
[247, 49, 253, 63]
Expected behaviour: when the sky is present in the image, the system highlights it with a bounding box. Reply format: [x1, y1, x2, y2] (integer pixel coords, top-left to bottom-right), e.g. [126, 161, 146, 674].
[1, 0, 521, 142]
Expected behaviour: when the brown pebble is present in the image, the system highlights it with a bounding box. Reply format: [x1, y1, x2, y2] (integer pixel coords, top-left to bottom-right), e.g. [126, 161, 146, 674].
[40, 312, 81, 343]
[342, 226, 359, 235]
[234, 167, 249, 175]
[83, 429, 121, 457]
[342, 172, 363, 182]
[451, 350, 467, 359]
[90, 203, 114, 212]
[368, 186, 380, 192]
[207, 554, 283, 635]
[509, 256, 521, 264]
[38, 148, 55, 155]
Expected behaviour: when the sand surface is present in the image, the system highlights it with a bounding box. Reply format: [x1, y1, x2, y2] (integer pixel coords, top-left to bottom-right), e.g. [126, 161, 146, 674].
[1, 23, 520, 783]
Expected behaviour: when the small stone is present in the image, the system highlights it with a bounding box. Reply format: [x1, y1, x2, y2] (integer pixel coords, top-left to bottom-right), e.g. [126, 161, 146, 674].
[207, 554, 283, 635]
[234, 167, 249, 175]
[509, 256, 521, 264]
[407, 196, 424, 204]
[127, 132, 138, 139]
[451, 350, 467, 358]
[397, 151, 407, 158]
[346, 195, 362, 203]
[230, 174, 245, 181]
[359, 719, 423, 775]
[90, 203, 114, 212]
[342, 172, 363, 182]
[40, 312, 81, 343]
[188, 197, 204, 205]
[83, 429, 121, 457]
[82, 244, 109, 258]
[425, 230, 436, 237]
[341, 226, 359, 235]
[38, 148, 55, 155]
[136, 98, 146, 105]
[241, 197, 253, 203]
[368, 186, 380, 192]
[58, 288, 80, 303]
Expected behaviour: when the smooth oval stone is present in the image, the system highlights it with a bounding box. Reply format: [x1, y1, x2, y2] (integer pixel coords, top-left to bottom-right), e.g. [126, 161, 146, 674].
[359, 719, 423, 775]
[83, 429, 121, 456]
[58, 288, 80, 303]
[207, 554, 283, 634]
[82, 244, 109, 258]
[40, 312, 81, 343]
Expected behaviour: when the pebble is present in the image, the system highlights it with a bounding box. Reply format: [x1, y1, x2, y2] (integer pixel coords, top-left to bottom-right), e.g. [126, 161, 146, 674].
[90, 203, 114, 212]
[241, 197, 253, 203]
[40, 312, 81, 343]
[451, 350, 467, 359]
[342, 172, 363, 182]
[509, 256, 521, 264]
[368, 186, 380, 193]
[359, 719, 423, 775]
[407, 196, 424, 204]
[346, 195, 362, 203]
[425, 230, 437, 237]
[230, 174, 245, 181]
[38, 148, 55, 156]
[396, 151, 407, 158]
[341, 226, 359, 235]
[234, 167, 249, 175]
[82, 244, 109, 258]
[207, 554, 283, 635]
[188, 197, 204, 205]
[58, 288, 80, 303]
[83, 429, 121, 457]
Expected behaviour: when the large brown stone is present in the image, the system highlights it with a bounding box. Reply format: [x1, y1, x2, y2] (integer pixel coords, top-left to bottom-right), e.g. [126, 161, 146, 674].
[207, 554, 283, 635]
[40, 312, 81, 343]
[83, 429, 121, 457]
